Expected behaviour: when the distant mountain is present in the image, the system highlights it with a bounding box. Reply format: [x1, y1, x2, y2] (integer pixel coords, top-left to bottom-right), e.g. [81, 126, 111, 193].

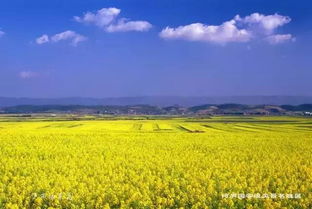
[1, 104, 312, 115]
[1, 96, 312, 107]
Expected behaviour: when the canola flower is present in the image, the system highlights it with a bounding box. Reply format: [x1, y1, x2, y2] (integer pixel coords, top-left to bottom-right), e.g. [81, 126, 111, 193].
[0, 117, 311, 208]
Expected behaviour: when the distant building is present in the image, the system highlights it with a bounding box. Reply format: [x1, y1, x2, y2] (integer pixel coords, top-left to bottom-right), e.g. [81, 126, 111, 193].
[304, 112, 312, 116]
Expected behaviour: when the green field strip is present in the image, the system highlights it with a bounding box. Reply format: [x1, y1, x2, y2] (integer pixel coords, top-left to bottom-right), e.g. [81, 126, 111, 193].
[172, 124, 204, 133]
[174, 124, 199, 133]
[183, 124, 205, 133]
[201, 124, 226, 132]
[131, 123, 142, 131]
[233, 124, 279, 132]
[153, 123, 160, 131]
[212, 117, 256, 120]
[248, 123, 311, 132]
[186, 119, 299, 123]
[150, 123, 174, 132]
[265, 124, 311, 132]
[66, 124, 83, 128]
[231, 125, 260, 132]
[157, 123, 174, 131]
[201, 124, 231, 132]
[296, 125, 312, 129]
[292, 126, 312, 132]
[205, 124, 243, 132]
[175, 124, 193, 132]
[274, 124, 312, 132]
[38, 123, 83, 129]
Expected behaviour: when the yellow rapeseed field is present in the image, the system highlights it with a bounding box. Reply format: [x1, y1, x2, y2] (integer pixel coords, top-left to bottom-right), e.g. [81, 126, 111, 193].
[0, 116, 311, 208]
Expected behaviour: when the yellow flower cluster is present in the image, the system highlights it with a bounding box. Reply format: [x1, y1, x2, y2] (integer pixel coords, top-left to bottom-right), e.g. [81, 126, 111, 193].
[0, 117, 311, 208]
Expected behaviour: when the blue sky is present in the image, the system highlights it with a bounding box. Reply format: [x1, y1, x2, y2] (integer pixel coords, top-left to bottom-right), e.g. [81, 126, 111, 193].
[0, 0, 311, 98]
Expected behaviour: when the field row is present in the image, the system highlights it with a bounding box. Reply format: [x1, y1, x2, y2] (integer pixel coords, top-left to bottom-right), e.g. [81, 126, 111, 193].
[1, 120, 311, 133]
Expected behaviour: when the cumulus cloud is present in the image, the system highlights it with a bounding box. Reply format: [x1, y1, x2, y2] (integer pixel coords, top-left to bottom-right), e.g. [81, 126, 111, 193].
[19, 71, 38, 79]
[51, 31, 87, 46]
[74, 7, 152, 32]
[36, 34, 49, 44]
[265, 34, 295, 44]
[160, 20, 251, 44]
[234, 13, 291, 35]
[160, 13, 293, 45]
[36, 31, 87, 46]
[74, 7, 120, 27]
[106, 18, 152, 32]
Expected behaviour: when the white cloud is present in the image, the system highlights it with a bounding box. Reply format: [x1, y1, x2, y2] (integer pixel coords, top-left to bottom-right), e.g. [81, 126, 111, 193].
[160, 20, 251, 44]
[234, 13, 291, 35]
[74, 7, 120, 27]
[160, 13, 293, 45]
[19, 71, 38, 79]
[265, 34, 295, 44]
[36, 34, 49, 44]
[74, 7, 152, 32]
[51, 30, 87, 46]
[36, 31, 87, 46]
[106, 19, 152, 32]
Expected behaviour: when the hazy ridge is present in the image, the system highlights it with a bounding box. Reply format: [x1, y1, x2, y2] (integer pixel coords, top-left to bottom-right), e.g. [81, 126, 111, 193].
[1, 96, 312, 107]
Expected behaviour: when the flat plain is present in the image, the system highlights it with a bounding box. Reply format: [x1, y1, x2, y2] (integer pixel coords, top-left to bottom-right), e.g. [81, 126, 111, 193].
[0, 115, 311, 208]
